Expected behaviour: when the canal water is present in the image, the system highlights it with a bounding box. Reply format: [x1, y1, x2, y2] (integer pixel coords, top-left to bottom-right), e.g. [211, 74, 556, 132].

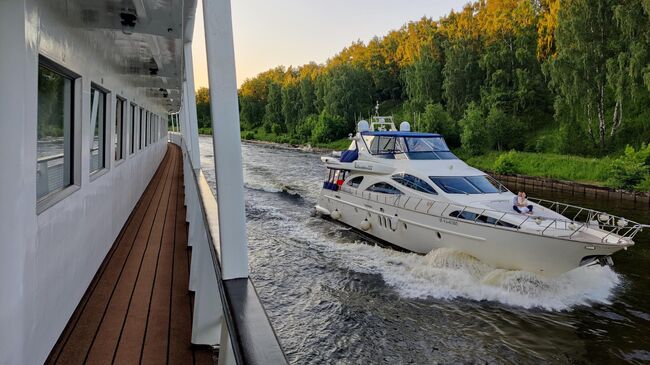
[199, 136, 650, 364]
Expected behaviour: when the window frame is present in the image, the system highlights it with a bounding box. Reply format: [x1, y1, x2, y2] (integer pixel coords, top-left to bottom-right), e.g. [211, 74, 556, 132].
[114, 96, 126, 163]
[89, 83, 109, 178]
[365, 182, 403, 195]
[392, 173, 438, 194]
[36, 56, 82, 214]
[129, 103, 136, 155]
[138, 107, 144, 150]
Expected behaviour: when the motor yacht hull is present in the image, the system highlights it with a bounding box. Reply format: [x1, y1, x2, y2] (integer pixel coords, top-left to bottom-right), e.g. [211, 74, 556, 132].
[316, 189, 628, 277]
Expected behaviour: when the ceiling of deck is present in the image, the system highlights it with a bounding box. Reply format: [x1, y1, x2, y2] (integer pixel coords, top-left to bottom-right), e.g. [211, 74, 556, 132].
[43, 0, 198, 112]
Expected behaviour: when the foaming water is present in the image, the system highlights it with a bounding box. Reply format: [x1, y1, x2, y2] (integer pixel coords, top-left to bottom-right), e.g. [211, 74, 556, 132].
[198, 137, 650, 364]
[325, 243, 620, 310]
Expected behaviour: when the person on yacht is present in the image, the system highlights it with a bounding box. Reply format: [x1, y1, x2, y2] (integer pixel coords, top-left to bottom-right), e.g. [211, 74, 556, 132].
[512, 191, 533, 214]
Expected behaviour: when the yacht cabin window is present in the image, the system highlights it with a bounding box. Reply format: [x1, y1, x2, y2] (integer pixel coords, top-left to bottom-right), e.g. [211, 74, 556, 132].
[430, 176, 503, 194]
[115, 97, 125, 161]
[346, 176, 364, 188]
[89, 85, 107, 174]
[366, 182, 402, 195]
[37, 60, 76, 200]
[361, 133, 457, 160]
[392, 173, 437, 194]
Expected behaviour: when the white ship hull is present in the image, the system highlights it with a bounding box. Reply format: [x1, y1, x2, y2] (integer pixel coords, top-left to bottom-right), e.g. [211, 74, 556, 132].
[316, 189, 627, 277]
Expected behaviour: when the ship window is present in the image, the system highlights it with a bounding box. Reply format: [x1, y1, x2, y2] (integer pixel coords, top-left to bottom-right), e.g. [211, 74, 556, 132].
[449, 210, 518, 228]
[115, 97, 125, 161]
[346, 176, 364, 188]
[37, 61, 75, 200]
[129, 103, 136, 154]
[430, 177, 481, 194]
[89, 85, 107, 174]
[392, 173, 437, 194]
[139, 108, 144, 150]
[465, 176, 503, 193]
[366, 182, 402, 195]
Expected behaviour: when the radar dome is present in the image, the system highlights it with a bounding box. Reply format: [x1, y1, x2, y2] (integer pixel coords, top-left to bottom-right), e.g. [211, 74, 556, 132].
[399, 121, 411, 132]
[357, 120, 370, 132]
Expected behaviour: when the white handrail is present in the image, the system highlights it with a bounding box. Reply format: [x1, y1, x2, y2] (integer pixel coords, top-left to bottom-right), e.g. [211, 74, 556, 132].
[337, 185, 648, 244]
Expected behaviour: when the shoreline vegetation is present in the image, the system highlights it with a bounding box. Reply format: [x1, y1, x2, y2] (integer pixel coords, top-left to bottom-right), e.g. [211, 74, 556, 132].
[199, 130, 650, 193]
[193, 0, 650, 193]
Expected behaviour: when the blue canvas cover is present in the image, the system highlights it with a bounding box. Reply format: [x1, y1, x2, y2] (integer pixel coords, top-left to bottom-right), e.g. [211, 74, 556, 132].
[340, 149, 359, 162]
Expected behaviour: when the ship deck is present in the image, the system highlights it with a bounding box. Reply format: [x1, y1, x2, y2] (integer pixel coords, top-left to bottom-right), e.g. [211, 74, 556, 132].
[46, 144, 215, 365]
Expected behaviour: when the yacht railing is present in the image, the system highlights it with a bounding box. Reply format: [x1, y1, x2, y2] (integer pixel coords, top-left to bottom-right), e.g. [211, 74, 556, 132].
[337, 185, 649, 244]
[170, 133, 287, 365]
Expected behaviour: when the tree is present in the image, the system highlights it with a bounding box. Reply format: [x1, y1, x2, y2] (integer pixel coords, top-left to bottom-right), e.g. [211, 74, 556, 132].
[460, 103, 489, 155]
[549, 0, 627, 151]
[263, 82, 284, 133]
[402, 46, 443, 113]
[321, 64, 373, 129]
[195, 87, 211, 129]
[419, 103, 459, 146]
[443, 38, 482, 119]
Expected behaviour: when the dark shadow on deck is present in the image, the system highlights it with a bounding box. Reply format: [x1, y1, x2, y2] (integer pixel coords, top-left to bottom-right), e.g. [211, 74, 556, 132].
[46, 144, 214, 365]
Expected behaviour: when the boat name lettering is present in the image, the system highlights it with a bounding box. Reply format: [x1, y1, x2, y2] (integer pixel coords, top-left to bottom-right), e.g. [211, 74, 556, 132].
[439, 218, 458, 226]
[354, 162, 373, 171]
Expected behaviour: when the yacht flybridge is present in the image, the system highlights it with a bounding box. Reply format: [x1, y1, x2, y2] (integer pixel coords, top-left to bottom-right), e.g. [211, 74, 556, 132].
[316, 117, 648, 276]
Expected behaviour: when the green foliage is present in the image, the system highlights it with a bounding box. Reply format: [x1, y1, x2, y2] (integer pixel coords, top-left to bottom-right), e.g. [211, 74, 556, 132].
[493, 150, 520, 175]
[459, 103, 488, 155]
[263, 83, 284, 132]
[464, 150, 615, 185]
[419, 103, 459, 146]
[200, 0, 650, 191]
[311, 111, 347, 143]
[606, 144, 650, 189]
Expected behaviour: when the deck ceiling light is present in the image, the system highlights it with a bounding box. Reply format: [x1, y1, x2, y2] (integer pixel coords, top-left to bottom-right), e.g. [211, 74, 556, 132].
[120, 9, 137, 35]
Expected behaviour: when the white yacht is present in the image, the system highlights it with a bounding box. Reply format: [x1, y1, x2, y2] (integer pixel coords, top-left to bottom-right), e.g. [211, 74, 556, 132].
[315, 117, 648, 276]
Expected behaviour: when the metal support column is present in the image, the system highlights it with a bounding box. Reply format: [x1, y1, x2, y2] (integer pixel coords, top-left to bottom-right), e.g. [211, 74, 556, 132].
[202, 0, 249, 280]
[184, 42, 202, 169]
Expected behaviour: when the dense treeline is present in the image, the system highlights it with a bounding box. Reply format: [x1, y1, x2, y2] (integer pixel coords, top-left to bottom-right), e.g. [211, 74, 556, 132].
[197, 0, 650, 160]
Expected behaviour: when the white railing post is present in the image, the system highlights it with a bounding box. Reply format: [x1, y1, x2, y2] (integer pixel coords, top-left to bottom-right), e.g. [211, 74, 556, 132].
[202, 0, 249, 280]
[190, 214, 223, 346]
[184, 42, 202, 169]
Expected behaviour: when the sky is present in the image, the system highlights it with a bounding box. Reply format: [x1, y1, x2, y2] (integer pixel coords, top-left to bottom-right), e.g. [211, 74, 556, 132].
[191, 0, 469, 89]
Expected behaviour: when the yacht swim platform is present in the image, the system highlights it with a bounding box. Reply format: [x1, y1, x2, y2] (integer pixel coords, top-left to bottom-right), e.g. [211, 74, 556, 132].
[46, 145, 214, 365]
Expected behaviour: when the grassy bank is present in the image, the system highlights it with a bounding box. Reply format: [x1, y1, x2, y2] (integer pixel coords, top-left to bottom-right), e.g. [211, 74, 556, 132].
[197, 127, 649, 192]
[459, 150, 615, 186]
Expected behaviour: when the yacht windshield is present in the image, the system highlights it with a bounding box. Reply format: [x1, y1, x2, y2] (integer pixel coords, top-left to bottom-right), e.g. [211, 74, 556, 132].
[430, 176, 504, 194]
[361, 134, 457, 160]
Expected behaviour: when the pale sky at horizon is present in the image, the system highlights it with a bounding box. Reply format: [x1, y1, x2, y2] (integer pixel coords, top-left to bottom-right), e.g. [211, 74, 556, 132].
[191, 0, 469, 89]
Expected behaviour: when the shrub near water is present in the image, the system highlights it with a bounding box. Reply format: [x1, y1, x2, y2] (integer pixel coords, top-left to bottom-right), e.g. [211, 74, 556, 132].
[493, 151, 519, 175]
[607, 144, 650, 191]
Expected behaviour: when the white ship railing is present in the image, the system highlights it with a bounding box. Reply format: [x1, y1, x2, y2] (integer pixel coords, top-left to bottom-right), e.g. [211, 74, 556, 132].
[170, 133, 287, 365]
[337, 185, 649, 244]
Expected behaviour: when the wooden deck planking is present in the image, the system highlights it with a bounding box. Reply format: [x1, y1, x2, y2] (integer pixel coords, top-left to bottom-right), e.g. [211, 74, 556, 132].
[46, 144, 213, 365]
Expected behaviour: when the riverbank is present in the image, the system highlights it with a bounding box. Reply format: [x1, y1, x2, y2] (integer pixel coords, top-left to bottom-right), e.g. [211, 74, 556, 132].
[197, 131, 649, 194]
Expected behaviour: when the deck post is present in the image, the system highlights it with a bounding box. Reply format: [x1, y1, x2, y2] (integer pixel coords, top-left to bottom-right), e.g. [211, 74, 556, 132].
[202, 0, 249, 280]
[184, 42, 202, 169]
